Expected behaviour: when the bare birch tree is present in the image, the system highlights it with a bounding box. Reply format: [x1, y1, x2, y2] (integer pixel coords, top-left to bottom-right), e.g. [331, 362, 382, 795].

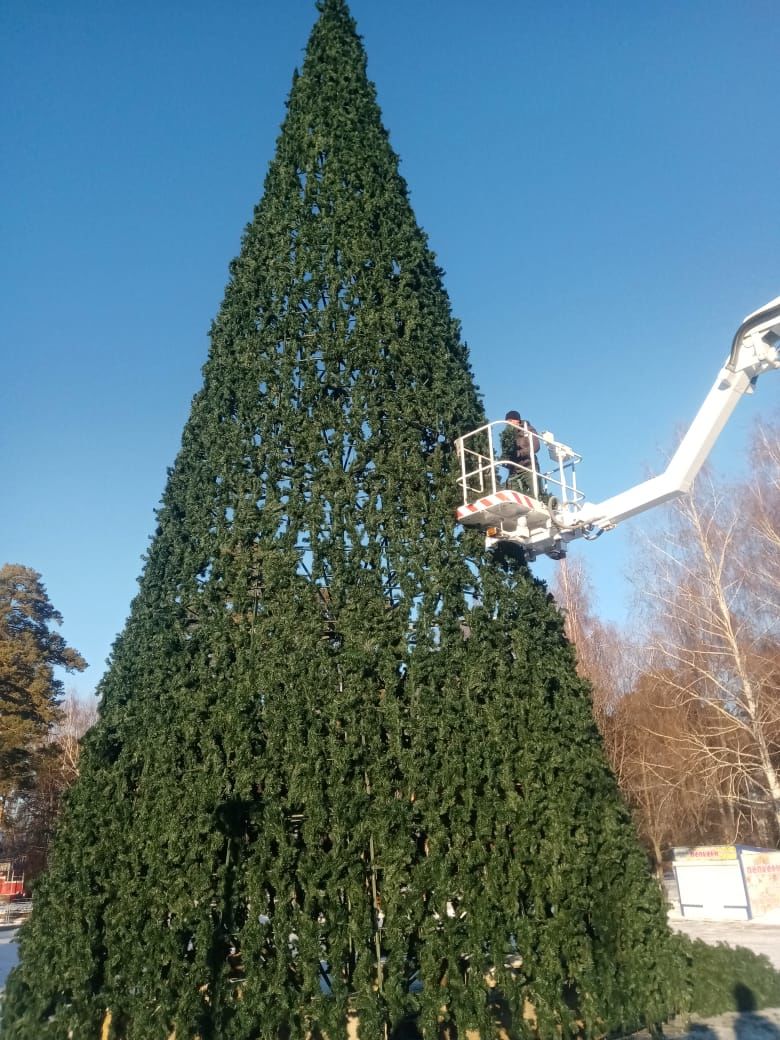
[554, 418, 780, 859]
[613, 668, 747, 866]
[50, 689, 97, 786]
[637, 415, 780, 843]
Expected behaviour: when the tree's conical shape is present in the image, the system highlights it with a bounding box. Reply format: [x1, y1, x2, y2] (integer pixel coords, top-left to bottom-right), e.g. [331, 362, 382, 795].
[2, 4, 683, 1037]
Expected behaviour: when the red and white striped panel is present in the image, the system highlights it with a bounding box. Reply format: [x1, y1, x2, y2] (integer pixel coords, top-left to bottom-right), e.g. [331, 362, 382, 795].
[456, 489, 535, 526]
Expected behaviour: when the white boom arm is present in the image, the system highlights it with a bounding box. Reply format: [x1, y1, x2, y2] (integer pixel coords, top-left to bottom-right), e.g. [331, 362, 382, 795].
[572, 296, 780, 533]
[455, 297, 779, 561]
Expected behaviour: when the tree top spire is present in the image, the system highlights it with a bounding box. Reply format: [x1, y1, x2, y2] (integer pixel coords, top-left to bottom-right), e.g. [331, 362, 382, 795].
[315, 0, 352, 16]
[309, 0, 362, 60]
[313, 0, 357, 37]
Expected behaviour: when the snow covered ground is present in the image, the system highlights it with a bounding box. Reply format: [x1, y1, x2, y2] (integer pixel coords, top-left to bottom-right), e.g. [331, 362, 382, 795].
[670, 913, 780, 971]
[640, 1008, 780, 1040]
[0, 928, 18, 991]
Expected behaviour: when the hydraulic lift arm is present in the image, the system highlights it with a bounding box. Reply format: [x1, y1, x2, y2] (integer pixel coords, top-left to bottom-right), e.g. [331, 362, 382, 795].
[573, 297, 780, 533]
[455, 296, 780, 560]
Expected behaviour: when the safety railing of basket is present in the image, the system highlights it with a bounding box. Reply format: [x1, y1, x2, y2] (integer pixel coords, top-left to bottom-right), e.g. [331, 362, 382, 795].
[455, 421, 585, 512]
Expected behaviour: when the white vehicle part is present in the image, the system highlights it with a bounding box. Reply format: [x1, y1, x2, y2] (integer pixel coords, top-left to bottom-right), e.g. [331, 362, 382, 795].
[455, 297, 780, 560]
[577, 297, 780, 530]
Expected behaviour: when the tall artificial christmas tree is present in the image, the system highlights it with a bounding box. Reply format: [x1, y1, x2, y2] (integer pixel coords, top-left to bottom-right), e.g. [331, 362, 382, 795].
[2, 3, 682, 1037]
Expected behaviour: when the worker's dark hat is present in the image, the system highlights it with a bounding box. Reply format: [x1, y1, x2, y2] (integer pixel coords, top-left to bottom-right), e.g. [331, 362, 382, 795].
[505, 410, 521, 421]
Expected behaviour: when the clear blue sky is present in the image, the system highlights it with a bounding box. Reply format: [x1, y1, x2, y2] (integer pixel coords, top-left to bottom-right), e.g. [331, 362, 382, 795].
[1, 1, 778, 699]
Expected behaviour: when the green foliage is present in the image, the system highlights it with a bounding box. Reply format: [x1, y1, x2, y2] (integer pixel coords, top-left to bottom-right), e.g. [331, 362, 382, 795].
[676, 935, 780, 1018]
[0, 564, 87, 800]
[2, 2, 683, 1037]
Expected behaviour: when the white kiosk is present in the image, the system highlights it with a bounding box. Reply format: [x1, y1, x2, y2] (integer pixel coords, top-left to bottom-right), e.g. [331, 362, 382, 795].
[673, 845, 780, 921]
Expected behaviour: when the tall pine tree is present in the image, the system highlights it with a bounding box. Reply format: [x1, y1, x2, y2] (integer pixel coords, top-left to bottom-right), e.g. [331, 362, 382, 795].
[2, 3, 683, 1037]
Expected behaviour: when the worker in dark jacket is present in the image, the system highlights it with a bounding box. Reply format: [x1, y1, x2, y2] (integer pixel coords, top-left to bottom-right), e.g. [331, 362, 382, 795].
[501, 409, 541, 496]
